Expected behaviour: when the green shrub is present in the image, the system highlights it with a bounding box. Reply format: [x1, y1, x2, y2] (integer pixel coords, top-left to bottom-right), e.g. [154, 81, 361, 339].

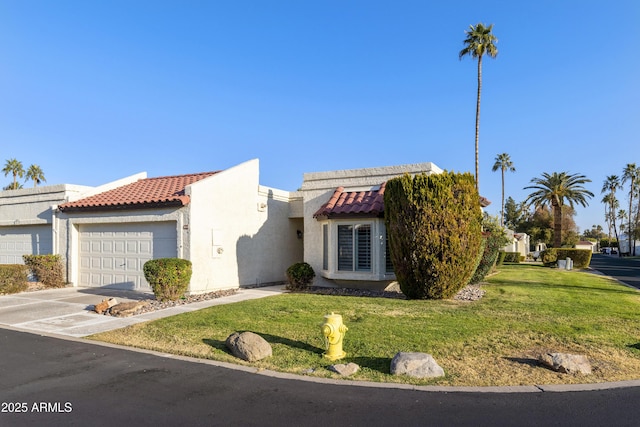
[285, 262, 315, 290]
[542, 248, 592, 268]
[502, 252, 521, 263]
[496, 251, 507, 266]
[470, 232, 502, 284]
[384, 171, 483, 299]
[143, 258, 192, 301]
[0, 265, 29, 294]
[23, 255, 65, 288]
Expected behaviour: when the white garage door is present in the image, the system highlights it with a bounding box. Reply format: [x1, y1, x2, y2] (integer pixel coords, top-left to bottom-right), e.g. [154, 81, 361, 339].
[0, 225, 53, 264]
[78, 222, 177, 290]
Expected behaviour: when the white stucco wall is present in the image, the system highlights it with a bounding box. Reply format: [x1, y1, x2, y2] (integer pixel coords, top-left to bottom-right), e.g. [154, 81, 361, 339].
[186, 159, 302, 293]
[0, 184, 92, 226]
[301, 162, 443, 287]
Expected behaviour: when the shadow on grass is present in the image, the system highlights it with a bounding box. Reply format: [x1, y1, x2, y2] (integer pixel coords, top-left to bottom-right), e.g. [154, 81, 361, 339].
[202, 331, 324, 355]
[504, 356, 542, 368]
[627, 343, 640, 351]
[346, 356, 392, 374]
[487, 278, 640, 296]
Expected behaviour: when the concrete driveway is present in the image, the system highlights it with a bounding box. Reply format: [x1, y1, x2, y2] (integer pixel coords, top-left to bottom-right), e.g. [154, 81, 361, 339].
[0, 285, 285, 337]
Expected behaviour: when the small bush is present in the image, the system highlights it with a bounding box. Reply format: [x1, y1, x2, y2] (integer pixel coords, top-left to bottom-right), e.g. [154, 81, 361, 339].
[143, 258, 192, 301]
[502, 252, 521, 263]
[542, 248, 592, 268]
[23, 255, 65, 288]
[286, 262, 315, 290]
[0, 265, 29, 294]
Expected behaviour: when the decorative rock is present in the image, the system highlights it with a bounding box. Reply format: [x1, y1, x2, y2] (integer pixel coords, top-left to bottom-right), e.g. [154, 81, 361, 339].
[390, 352, 445, 378]
[539, 353, 592, 375]
[93, 300, 110, 314]
[109, 301, 149, 317]
[225, 332, 272, 362]
[329, 362, 360, 377]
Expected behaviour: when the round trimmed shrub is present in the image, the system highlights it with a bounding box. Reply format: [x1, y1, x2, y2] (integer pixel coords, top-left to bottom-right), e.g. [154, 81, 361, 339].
[143, 258, 192, 301]
[285, 262, 315, 290]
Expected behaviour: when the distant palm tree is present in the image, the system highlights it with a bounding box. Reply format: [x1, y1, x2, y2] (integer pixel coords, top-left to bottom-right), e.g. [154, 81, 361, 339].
[602, 193, 619, 249]
[524, 172, 593, 248]
[25, 164, 46, 187]
[622, 163, 639, 255]
[491, 153, 515, 227]
[459, 23, 498, 192]
[602, 175, 622, 256]
[2, 158, 24, 190]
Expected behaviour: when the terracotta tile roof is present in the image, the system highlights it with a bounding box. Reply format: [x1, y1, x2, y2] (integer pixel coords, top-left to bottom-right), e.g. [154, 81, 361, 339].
[58, 171, 219, 212]
[314, 182, 491, 219]
[313, 183, 386, 218]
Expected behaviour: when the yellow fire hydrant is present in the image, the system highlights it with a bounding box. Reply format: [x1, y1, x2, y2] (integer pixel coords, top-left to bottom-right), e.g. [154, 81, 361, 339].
[321, 312, 348, 361]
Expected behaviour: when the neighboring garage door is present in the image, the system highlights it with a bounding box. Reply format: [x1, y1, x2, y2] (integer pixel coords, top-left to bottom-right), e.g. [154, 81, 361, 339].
[0, 225, 53, 264]
[78, 222, 177, 290]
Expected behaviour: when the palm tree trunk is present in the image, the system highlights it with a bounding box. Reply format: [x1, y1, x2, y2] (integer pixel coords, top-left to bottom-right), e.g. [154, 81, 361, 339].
[553, 199, 562, 248]
[629, 177, 634, 256]
[500, 168, 505, 226]
[475, 56, 482, 193]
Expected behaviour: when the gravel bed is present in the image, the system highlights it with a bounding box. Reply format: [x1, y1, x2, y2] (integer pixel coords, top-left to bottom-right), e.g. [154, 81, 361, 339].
[294, 283, 485, 301]
[101, 288, 239, 316]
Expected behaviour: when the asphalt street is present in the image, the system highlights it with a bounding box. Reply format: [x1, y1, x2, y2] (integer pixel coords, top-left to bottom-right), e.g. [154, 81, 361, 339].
[589, 253, 640, 289]
[2, 328, 640, 427]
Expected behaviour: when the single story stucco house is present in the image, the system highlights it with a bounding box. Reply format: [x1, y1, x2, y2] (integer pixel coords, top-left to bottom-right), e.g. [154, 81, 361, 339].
[1, 158, 489, 293]
[1, 159, 302, 294]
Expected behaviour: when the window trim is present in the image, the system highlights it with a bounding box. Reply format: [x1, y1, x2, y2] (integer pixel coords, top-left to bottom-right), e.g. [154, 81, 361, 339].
[320, 218, 395, 282]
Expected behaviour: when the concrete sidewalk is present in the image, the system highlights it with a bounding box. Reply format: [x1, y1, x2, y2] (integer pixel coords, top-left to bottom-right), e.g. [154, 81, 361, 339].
[0, 285, 286, 337]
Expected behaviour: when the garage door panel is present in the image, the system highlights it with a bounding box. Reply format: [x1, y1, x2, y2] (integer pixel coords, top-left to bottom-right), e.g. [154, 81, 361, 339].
[0, 225, 53, 265]
[78, 222, 177, 290]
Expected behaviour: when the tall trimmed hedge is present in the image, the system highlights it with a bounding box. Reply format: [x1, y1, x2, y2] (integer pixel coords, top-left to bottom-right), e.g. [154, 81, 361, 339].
[384, 171, 483, 299]
[541, 248, 592, 268]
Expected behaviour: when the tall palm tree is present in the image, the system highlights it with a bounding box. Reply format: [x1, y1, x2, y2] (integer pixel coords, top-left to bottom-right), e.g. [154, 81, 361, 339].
[25, 164, 46, 187]
[459, 23, 498, 192]
[2, 158, 24, 190]
[524, 172, 593, 248]
[491, 153, 515, 227]
[602, 175, 622, 256]
[622, 163, 639, 255]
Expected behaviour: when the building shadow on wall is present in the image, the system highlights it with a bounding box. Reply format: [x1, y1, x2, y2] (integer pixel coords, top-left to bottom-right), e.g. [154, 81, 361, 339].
[236, 190, 303, 287]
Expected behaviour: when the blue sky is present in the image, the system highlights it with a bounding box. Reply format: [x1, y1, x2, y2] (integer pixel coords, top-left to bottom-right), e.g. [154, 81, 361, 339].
[1, 1, 638, 232]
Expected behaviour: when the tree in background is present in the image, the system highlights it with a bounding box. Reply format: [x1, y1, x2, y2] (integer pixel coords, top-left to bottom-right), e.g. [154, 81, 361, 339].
[384, 171, 483, 299]
[25, 164, 46, 187]
[2, 158, 25, 190]
[601, 175, 622, 256]
[524, 172, 593, 248]
[622, 163, 639, 255]
[491, 152, 515, 226]
[459, 23, 498, 192]
[503, 196, 527, 230]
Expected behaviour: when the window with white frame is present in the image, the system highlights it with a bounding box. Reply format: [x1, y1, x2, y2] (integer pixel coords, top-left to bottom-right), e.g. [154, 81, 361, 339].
[337, 223, 372, 272]
[320, 219, 395, 281]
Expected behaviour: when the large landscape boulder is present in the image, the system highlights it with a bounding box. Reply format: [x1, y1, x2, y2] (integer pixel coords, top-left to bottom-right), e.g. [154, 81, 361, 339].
[225, 332, 272, 362]
[390, 352, 445, 378]
[539, 353, 592, 375]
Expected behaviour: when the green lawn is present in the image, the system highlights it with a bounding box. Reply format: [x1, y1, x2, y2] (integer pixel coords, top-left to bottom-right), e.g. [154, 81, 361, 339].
[89, 264, 640, 386]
